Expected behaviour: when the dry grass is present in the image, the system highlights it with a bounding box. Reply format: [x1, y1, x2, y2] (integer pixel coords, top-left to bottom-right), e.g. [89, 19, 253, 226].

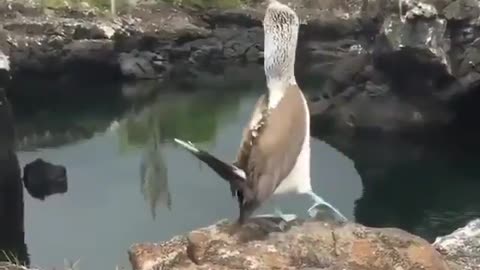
[0, 251, 82, 270]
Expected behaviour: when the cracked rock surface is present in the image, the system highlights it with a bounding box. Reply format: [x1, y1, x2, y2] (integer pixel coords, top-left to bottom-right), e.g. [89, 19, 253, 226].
[129, 218, 455, 270]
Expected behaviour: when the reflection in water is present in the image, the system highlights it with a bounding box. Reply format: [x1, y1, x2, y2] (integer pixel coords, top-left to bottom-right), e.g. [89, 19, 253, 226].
[318, 132, 480, 242]
[116, 88, 246, 149]
[139, 117, 171, 219]
[115, 87, 249, 219]
[11, 82, 128, 152]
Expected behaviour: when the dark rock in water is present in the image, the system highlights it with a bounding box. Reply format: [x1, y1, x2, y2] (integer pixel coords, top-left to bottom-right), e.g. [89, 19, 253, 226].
[22, 158, 68, 200]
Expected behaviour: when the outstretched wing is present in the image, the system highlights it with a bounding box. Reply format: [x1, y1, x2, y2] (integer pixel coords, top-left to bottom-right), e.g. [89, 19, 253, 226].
[173, 138, 253, 200]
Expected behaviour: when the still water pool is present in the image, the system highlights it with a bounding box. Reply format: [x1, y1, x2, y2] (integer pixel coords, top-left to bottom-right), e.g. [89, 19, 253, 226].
[11, 75, 480, 270]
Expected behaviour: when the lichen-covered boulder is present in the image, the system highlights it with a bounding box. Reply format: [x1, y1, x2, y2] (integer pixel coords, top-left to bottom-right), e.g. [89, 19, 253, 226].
[129, 219, 451, 270]
[434, 219, 480, 270]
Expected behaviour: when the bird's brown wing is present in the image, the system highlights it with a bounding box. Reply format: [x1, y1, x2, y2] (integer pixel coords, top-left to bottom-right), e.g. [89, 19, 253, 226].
[230, 94, 267, 198]
[233, 94, 267, 170]
[235, 85, 308, 222]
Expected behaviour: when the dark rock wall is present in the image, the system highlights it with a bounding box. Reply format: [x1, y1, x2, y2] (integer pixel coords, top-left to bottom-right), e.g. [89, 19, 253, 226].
[2, 0, 480, 136]
[0, 88, 29, 267]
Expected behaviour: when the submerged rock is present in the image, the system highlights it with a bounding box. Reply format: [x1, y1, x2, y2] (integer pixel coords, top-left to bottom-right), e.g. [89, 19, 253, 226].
[433, 219, 480, 270]
[129, 218, 454, 270]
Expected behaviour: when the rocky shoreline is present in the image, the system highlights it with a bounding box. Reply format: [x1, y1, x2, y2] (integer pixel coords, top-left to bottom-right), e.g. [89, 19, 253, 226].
[128, 217, 480, 270]
[2, 0, 480, 136]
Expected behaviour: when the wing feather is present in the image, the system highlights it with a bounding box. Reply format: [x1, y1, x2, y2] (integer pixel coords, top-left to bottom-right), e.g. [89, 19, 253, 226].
[234, 85, 308, 219]
[233, 94, 267, 169]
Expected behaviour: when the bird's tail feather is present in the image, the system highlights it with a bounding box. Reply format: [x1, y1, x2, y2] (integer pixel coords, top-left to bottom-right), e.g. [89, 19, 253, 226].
[173, 138, 254, 200]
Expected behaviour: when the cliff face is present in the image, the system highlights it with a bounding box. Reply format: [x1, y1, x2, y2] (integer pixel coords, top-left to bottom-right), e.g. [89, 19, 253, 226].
[128, 218, 480, 270]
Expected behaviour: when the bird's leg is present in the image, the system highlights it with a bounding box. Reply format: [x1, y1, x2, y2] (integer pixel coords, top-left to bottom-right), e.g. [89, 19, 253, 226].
[274, 207, 297, 223]
[250, 202, 297, 231]
[253, 197, 297, 223]
[252, 210, 295, 231]
[306, 190, 347, 222]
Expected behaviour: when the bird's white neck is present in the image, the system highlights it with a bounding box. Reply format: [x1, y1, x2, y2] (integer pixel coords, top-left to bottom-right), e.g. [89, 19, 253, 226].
[267, 78, 297, 109]
[263, 0, 299, 109]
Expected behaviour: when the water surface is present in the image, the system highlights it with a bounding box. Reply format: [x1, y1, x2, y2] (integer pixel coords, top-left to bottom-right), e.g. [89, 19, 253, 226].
[11, 74, 480, 270]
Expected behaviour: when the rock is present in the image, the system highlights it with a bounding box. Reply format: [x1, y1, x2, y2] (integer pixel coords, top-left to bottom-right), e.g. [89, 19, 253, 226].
[0, 87, 29, 267]
[442, 0, 480, 21]
[0, 88, 14, 154]
[378, 15, 449, 69]
[401, 0, 438, 20]
[433, 219, 480, 270]
[0, 262, 31, 270]
[0, 1, 213, 83]
[0, 49, 9, 87]
[22, 158, 68, 201]
[129, 219, 452, 270]
[118, 50, 170, 80]
[0, 49, 9, 71]
[306, 0, 467, 136]
[2, 0, 480, 137]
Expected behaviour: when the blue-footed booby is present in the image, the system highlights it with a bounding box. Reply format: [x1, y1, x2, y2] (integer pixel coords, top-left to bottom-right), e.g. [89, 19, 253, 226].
[174, 0, 347, 225]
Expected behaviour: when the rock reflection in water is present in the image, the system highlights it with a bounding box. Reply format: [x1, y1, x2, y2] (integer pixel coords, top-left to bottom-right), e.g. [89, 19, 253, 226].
[318, 132, 480, 242]
[115, 85, 248, 219]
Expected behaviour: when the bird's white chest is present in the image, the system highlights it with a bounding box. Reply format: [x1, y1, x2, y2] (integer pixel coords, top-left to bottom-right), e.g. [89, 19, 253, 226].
[273, 94, 311, 195]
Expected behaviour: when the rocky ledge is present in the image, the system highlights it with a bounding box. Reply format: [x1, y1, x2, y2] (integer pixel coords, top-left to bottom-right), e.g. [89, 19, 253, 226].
[2, 0, 480, 136]
[128, 218, 480, 270]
